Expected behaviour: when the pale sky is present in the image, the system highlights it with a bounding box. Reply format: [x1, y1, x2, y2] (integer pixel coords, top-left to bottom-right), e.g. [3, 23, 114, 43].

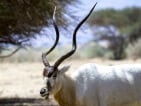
[81, 0, 141, 10]
[33, 0, 141, 47]
[73, 0, 141, 17]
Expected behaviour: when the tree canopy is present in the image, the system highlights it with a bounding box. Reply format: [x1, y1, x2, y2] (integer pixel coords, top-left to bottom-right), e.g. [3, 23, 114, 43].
[0, 0, 75, 57]
[88, 7, 141, 60]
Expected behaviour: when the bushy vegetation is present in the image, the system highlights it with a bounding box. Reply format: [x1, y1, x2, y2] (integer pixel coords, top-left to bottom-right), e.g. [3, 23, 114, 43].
[88, 7, 141, 60]
[76, 42, 108, 59]
[1, 39, 141, 63]
[0, 47, 41, 62]
[0, 42, 109, 62]
[126, 39, 141, 59]
[0, 0, 76, 55]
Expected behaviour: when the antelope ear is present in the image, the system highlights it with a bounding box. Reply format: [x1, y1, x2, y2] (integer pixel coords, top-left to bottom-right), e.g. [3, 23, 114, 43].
[59, 65, 70, 74]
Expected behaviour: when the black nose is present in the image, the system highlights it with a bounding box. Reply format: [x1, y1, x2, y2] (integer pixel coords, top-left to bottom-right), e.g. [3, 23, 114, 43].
[40, 88, 47, 95]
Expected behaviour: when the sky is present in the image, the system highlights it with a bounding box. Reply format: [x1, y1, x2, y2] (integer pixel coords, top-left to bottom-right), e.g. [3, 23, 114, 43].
[81, 0, 141, 10]
[32, 0, 141, 47]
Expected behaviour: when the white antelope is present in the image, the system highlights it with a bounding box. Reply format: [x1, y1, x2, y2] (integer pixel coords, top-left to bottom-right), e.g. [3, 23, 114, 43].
[40, 3, 141, 106]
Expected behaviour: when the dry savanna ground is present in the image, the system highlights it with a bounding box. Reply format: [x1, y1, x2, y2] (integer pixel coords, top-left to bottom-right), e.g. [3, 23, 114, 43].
[0, 58, 141, 105]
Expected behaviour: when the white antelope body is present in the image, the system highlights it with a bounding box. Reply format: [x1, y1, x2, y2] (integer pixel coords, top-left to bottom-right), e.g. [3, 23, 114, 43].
[69, 63, 141, 106]
[40, 3, 141, 106]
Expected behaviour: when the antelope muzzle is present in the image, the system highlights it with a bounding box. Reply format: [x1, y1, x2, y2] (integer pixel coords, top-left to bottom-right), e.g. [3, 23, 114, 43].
[40, 87, 49, 99]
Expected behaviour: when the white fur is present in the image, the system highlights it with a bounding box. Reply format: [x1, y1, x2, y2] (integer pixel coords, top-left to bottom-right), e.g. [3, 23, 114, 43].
[66, 63, 141, 106]
[43, 63, 141, 106]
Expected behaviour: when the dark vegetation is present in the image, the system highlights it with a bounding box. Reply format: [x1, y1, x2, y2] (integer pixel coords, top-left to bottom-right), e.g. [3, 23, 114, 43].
[0, 0, 75, 57]
[0, 1, 141, 60]
[88, 7, 141, 60]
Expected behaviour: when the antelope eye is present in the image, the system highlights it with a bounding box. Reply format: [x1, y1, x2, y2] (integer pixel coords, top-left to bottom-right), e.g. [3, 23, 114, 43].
[52, 73, 57, 78]
[53, 75, 56, 78]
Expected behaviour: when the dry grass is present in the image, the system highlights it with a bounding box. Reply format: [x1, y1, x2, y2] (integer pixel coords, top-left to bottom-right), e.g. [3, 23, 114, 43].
[0, 62, 43, 98]
[0, 58, 141, 105]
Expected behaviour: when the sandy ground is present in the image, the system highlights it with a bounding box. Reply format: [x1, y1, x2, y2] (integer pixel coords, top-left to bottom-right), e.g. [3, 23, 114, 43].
[0, 58, 141, 105]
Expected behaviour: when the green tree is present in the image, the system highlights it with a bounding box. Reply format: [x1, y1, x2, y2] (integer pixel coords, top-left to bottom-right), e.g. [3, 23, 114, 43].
[88, 7, 141, 60]
[0, 0, 75, 57]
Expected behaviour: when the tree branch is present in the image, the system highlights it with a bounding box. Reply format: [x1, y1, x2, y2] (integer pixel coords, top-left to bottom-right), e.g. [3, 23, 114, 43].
[0, 46, 21, 58]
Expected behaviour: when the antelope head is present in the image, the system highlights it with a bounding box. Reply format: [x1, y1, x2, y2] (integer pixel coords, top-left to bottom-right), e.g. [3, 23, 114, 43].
[40, 3, 97, 99]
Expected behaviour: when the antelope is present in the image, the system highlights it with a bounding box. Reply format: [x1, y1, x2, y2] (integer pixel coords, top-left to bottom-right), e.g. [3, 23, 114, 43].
[40, 3, 141, 106]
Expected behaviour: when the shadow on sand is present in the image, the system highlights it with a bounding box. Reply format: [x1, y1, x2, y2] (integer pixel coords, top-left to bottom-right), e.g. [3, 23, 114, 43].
[0, 98, 58, 106]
